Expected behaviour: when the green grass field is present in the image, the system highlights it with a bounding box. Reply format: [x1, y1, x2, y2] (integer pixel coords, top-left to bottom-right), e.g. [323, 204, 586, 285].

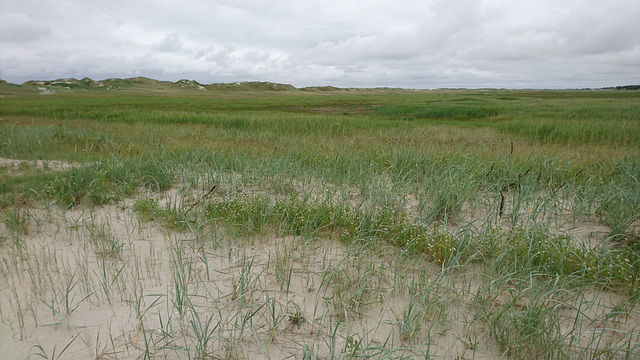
[1, 83, 639, 359]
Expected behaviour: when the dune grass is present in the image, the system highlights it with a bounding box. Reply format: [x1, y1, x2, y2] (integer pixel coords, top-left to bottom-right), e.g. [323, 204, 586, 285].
[0, 87, 638, 359]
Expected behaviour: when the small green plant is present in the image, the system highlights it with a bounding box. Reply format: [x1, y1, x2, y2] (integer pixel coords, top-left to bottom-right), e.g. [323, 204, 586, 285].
[394, 293, 423, 344]
[597, 195, 639, 240]
[139, 158, 173, 192]
[271, 242, 294, 292]
[84, 220, 124, 258]
[134, 197, 191, 229]
[488, 278, 565, 359]
[160, 199, 191, 230]
[329, 260, 379, 320]
[425, 187, 465, 223]
[133, 197, 161, 221]
[26, 333, 80, 360]
[231, 252, 264, 304]
[53, 269, 93, 318]
[2, 206, 30, 235]
[186, 302, 220, 358]
[287, 301, 305, 327]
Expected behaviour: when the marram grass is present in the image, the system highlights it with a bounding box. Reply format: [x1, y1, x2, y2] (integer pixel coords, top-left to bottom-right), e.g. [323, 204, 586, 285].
[0, 87, 638, 359]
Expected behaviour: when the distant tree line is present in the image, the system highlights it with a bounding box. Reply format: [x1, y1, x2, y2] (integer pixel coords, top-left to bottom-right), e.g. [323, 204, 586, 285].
[600, 85, 640, 90]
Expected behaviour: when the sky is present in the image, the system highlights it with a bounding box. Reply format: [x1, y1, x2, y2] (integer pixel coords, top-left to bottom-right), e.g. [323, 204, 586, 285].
[1, 0, 639, 89]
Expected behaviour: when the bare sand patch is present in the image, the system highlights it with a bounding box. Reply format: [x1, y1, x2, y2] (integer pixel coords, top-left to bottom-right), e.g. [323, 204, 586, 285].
[0, 156, 82, 174]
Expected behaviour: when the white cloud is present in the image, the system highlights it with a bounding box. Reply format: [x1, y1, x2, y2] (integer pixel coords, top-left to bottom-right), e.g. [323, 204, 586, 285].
[0, 0, 638, 87]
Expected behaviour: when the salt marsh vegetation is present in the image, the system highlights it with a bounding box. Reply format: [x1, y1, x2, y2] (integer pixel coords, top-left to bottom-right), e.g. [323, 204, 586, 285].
[0, 85, 638, 359]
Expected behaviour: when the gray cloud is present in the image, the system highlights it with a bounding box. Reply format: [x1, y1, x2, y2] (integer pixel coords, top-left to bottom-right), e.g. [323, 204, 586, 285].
[0, 12, 51, 42]
[154, 33, 185, 53]
[0, 0, 638, 88]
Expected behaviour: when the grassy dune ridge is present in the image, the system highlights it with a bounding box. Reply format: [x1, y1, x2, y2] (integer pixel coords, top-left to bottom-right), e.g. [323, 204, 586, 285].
[0, 85, 639, 359]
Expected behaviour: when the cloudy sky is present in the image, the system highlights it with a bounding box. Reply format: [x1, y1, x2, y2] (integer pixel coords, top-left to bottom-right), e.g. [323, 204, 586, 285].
[1, 0, 638, 88]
